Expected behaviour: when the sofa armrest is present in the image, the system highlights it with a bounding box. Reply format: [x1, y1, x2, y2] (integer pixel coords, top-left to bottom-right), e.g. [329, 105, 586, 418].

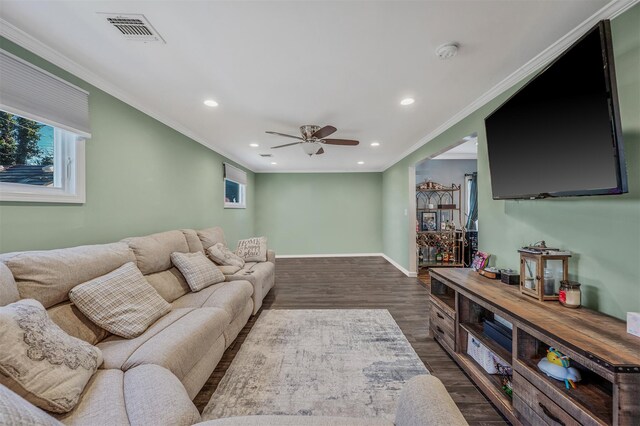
[395, 375, 467, 426]
[267, 250, 276, 263]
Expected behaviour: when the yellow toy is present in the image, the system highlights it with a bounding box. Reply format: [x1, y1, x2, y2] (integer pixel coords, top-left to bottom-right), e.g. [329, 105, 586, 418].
[537, 347, 581, 389]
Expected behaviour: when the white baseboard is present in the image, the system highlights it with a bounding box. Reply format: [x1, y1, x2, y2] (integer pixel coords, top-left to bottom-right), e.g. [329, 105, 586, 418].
[275, 252, 418, 278]
[380, 254, 418, 278]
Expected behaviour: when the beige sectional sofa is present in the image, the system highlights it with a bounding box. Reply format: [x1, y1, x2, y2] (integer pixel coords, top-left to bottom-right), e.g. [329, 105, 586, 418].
[0, 226, 467, 425]
[0, 226, 275, 423]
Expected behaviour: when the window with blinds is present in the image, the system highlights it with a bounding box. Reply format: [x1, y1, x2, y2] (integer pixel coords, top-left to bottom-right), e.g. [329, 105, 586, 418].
[223, 163, 247, 208]
[0, 49, 90, 203]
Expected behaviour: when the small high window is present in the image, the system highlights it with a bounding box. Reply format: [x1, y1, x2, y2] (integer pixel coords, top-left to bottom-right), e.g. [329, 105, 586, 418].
[223, 163, 247, 209]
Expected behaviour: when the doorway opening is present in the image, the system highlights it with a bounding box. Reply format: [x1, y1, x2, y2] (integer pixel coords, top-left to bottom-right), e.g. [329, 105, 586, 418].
[414, 134, 478, 274]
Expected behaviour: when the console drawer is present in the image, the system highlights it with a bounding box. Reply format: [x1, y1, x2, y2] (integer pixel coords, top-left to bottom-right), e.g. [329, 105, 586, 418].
[430, 301, 455, 351]
[513, 371, 580, 426]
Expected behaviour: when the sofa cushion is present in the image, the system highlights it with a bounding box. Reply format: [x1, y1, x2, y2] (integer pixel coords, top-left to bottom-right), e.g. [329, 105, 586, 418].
[197, 416, 393, 426]
[145, 267, 191, 303]
[124, 230, 190, 275]
[236, 237, 268, 262]
[182, 229, 205, 253]
[0, 299, 102, 413]
[218, 265, 242, 275]
[172, 281, 253, 320]
[69, 262, 170, 339]
[0, 262, 19, 306]
[0, 242, 134, 309]
[98, 307, 229, 382]
[54, 369, 128, 426]
[124, 364, 201, 426]
[171, 251, 225, 292]
[207, 243, 245, 268]
[0, 383, 62, 426]
[197, 227, 227, 250]
[48, 302, 110, 345]
[226, 261, 275, 314]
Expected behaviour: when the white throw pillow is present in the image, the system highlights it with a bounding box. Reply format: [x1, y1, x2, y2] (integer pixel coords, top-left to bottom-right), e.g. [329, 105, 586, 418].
[171, 251, 225, 292]
[0, 299, 103, 414]
[236, 236, 268, 262]
[69, 262, 170, 339]
[207, 243, 245, 268]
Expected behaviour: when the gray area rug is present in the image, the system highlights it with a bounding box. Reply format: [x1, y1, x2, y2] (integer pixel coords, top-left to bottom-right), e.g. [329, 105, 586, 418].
[202, 309, 429, 421]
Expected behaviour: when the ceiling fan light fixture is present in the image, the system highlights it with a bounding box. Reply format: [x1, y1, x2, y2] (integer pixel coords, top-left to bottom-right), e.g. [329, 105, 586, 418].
[249, 143, 259, 147]
[302, 142, 322, 156]
[203, 99, 218, 107]
[400, 98, 415, 106]
[357, 161, 364, 165]
[370, 142, 380, 147]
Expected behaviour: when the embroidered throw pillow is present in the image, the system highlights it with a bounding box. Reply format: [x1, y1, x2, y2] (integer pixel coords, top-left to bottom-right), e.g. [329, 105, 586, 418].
[69, 262, 170, 339]
[170, 251, 225, 292]
[236, 236, 268, 262]
[207, 243, 245, 268]
[0, 299, 103, 413]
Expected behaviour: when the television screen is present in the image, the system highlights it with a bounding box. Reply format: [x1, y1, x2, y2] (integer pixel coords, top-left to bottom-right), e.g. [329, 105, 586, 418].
[485, 20, 627, 199]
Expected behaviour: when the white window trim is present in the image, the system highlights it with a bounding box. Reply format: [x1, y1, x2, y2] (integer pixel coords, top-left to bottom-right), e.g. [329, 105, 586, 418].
[224, 178, 246, 209]
[0, 131, 86, 204]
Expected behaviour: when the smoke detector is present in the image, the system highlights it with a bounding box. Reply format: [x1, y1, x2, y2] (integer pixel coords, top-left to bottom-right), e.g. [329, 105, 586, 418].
[99, 13, 165, 43]
[435, 43, 459, 60]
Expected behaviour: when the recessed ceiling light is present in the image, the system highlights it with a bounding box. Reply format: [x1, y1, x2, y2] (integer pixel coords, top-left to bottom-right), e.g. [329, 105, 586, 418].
[271, 162, 277, 165]
[249, 143, 259, 148]
[357, 161, 365, 165]
[370, 142, 380, 147]
[203, 99, 218, 107]
[400, 98, 415, 106]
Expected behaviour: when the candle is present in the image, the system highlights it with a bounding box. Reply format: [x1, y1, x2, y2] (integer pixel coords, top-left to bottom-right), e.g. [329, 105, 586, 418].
[559, 281, 581, 308]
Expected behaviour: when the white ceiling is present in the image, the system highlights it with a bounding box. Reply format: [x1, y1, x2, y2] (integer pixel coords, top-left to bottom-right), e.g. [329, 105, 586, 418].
[0, 0, 613, 172]
[432, 139, 478, 160]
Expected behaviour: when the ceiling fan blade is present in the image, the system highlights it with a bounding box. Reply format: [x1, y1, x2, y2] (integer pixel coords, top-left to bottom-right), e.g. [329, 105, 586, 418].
[271, 141, 302, 149]
[322, 139, 359, 146]
[265, 131, 304, 141]
[316, 147, 325, 155]
[312, 125, 337, 139]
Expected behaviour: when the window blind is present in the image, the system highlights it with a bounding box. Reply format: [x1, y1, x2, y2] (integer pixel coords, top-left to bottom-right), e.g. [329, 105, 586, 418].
[0, 49, 91, 138]
[224, 163, 247, 185]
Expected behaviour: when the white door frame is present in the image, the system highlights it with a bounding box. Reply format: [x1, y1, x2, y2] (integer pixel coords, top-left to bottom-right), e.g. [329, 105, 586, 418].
[408, 166, 417, 275]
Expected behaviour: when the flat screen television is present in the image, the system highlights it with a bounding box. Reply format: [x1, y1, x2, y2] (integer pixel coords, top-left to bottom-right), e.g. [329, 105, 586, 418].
[485, 20, 627, 200]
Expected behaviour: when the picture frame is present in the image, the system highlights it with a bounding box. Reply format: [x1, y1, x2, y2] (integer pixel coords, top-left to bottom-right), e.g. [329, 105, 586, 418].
[421, 211, 437, 231]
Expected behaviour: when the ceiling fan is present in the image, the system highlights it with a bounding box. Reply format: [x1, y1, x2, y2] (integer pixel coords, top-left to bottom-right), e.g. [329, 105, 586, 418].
[266, 125, 359, 156]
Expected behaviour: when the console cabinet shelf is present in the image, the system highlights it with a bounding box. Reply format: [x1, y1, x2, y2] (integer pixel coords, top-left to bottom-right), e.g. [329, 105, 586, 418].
[428, 268, 640, 426]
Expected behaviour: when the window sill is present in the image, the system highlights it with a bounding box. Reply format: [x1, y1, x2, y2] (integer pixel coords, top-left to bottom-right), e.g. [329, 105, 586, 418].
[224, 203, 246, 209]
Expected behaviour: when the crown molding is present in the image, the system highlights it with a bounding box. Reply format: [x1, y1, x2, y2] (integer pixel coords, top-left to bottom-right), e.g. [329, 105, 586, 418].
[382, 0, 640, 171]
[0, 18, 253, 172]
[254, 168, 384, 173]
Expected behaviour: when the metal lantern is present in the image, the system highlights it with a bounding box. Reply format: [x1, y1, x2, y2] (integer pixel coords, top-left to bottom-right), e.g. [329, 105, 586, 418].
[519, 250, 570, 302]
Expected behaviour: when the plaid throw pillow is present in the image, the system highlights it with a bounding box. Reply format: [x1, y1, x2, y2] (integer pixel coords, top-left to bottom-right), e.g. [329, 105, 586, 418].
[171, 251, 225, 292]
[207, 243, 245, 268]
[236, 236, 267, 262]
[69, 262, 170, 339]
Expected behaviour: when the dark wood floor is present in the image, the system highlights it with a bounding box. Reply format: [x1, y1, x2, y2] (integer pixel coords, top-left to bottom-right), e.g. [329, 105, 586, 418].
[194, 257, 508, 425]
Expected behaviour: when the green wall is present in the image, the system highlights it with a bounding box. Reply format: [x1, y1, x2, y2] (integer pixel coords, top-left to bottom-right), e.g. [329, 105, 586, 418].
[0, 38, 255, 252]
[382, 6, 640, 319]
[255, 173, 383, 255]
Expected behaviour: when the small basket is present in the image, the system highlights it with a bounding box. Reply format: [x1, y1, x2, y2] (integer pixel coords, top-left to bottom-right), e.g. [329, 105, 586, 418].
[467, 333, 512, 375]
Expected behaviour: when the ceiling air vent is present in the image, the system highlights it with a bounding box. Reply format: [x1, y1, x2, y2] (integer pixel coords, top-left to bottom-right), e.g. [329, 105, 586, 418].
[260, 154, 273, 158]
[100, 13, 165, 43]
